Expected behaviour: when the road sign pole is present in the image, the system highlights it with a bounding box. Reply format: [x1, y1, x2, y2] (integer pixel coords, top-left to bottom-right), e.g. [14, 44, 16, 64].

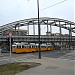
[0, 48, 1, 56]
[10, 36, 12, 63]
[9, 32, 12, 63]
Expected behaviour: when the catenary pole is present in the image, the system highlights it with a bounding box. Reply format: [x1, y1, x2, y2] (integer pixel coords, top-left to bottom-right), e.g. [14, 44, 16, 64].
[37, 0, 41, 59]
[28, 0, 41, 59]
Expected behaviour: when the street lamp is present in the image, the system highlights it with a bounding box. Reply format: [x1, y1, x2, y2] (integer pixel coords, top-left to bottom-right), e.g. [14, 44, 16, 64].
[37, 0, 41, 59]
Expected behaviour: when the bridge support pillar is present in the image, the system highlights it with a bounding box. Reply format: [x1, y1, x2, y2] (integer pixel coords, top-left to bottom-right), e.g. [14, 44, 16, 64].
[27, 24, 29, 35]
[59, 22, 62, 50]
[69, 24, 72, 50]
[60, 41, 63, 50]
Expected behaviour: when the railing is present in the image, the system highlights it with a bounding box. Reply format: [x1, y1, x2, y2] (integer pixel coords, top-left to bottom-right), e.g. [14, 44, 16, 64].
[0, 35, 75, 42]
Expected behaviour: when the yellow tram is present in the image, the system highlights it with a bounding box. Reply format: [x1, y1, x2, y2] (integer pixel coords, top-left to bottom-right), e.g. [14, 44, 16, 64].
[12, 43, 55, 53]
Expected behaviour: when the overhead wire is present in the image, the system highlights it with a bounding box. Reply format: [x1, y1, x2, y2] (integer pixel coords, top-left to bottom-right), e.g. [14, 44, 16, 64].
[41, 0, 68, 11]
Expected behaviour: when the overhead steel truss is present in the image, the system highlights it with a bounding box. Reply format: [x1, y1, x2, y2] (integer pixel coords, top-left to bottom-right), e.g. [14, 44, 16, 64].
[0, 17, 75, 33]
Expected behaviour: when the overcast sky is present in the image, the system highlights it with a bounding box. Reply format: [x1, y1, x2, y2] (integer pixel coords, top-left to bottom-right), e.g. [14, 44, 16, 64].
[0, 0, 74, 35]
[0, 0, 74, 25]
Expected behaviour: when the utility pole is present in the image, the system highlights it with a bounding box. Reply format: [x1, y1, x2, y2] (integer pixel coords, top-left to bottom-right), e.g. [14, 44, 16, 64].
[37, 0, 41, 59]
[28, 0, 41, 59]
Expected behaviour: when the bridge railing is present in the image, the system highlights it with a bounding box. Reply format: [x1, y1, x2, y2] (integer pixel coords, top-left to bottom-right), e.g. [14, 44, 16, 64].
[0, 35, 75, 42]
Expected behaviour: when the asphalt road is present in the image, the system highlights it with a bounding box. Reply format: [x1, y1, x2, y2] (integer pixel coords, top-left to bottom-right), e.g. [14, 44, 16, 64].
[0, 49, 75, 65]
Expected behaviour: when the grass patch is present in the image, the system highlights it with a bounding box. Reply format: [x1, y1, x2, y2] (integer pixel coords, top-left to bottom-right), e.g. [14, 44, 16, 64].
[0, 62, 41, 75]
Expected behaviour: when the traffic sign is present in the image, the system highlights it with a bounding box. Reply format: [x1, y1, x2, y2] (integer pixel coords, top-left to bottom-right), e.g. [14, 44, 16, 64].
[9, 32, 12, 37]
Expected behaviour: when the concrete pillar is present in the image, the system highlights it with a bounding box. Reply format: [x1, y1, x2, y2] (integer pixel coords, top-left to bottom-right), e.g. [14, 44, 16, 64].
[59, 22, 62, 50]
[15, 26, 17, 35]
[69, 24, 72, 50]
[18, 23, 20, 36]
[50, 25, 52, 34]
[47, 20, 49, 50]
[33, 22, 35, 35]
[47, 20, 49, 33]
[27, 24, 29, 35]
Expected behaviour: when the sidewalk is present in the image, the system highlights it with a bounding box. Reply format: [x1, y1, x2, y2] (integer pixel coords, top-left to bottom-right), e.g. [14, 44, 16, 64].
[15, 57, 75, 75]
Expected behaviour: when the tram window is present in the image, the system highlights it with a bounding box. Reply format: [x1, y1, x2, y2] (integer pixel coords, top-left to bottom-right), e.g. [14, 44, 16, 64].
[41, 46, 42, 48]
[24, 45, 26, 48]
[42, 46, 44, 48]
[33, 45, 35, 48]
[26, 46, 28, 48]
[32, 46, 33, 48]
[36, 45, 38, 48]
[37, 46, 39, 48]
[35, 46, 36, 48]
[36, 46, 37, 48]
[12, 46, 15, 48]
[41, 46, 46, 48]
[12, 46, 16, 49]
[48, 46, 50, 47]
[22, 45, 24, 48]
[17, 45, 21, 48]
[24, 46, 26, 48]
[32, 46, 34, 48]
[34, 46, 35, 48]
[25, 46, 27, 48]
[29, 46, 31, 48]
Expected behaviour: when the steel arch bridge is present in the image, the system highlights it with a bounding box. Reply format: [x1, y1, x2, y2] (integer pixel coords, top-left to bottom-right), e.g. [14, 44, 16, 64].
[0, 17, 75, 33]
[0, 17, 75, 50]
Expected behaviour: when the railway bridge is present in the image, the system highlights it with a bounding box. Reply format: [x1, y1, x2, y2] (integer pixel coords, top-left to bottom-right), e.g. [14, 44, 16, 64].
[0, 17, 75, 51]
